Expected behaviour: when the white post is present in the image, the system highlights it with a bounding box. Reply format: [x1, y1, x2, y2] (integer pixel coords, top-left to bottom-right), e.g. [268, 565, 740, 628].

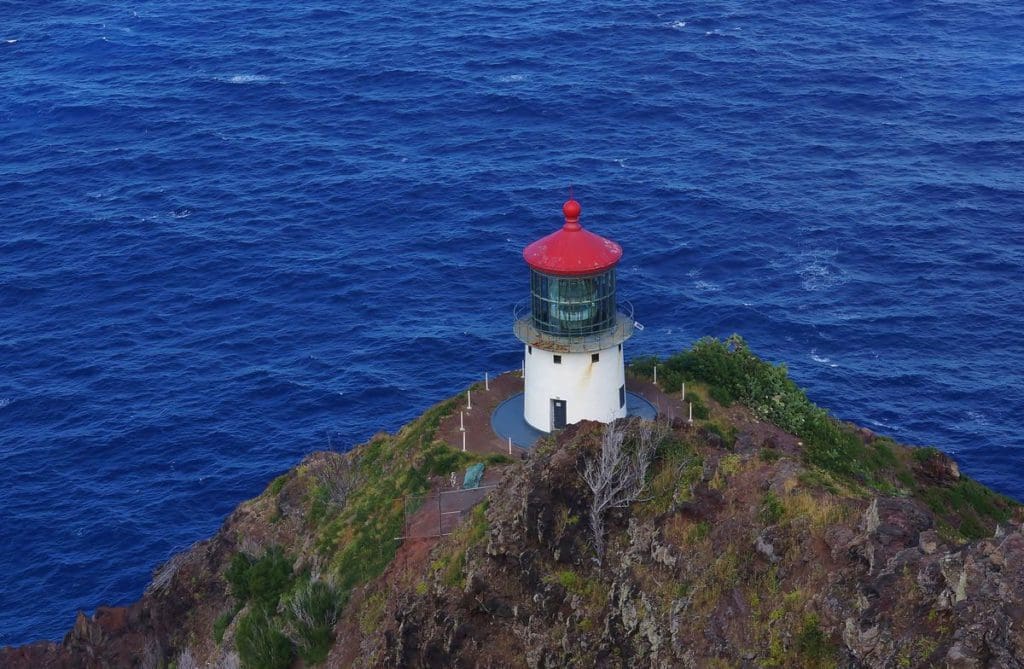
[460, 411, 464, 430]
[688, 402, 693, 423]
[681, 382, 685, 401]
[653, 365, 658, 385]
[462, 430, 466, 452]
[485, 372, 489, 391]
[522, 359, 525, 378]
[508, 436, 512, 455]
[467, 389, 472, 410]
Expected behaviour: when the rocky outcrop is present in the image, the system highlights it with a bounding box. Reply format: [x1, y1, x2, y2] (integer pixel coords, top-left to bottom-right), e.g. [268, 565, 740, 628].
[3, 392, 1022, 669]
[368, 420, 1023, 668]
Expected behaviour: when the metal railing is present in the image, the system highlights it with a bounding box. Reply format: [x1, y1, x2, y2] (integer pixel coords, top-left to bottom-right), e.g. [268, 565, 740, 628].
[397, 485, 499, 539]
[513, 300, 636, 353]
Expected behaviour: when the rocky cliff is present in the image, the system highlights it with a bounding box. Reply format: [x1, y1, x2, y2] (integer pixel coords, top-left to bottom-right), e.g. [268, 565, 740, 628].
[4, 338, 1022, 668]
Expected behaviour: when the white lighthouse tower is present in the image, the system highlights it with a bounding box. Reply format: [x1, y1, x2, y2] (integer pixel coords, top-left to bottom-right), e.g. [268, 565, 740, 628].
[514, 198, 635, 432]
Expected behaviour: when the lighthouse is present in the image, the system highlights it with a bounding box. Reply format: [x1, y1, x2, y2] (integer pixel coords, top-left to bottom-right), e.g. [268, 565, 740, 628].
[514, 198, 636, 432]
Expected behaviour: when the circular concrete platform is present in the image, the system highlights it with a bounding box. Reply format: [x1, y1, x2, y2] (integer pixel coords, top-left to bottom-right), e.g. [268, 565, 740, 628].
[490, 392, 658, 448]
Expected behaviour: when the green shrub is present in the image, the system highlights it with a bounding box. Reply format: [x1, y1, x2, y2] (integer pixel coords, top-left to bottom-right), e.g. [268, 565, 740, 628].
[267, 474, 288, 496]
[656, 336, 1022, 544]
[307, 483, 330, 525]
[226, 547, 294, 609]
[689, 520, 711, 543]
[628, 356, 659, 380]
[685, 391, 711, 419]
[957, 513, 987, 541]
[656, 433, 690, 463]
[544, 570, 608, 609]
[867, 439, 899, 471]
[247, 548, 293, 608]
[912, 446, 942, 463]
[705, 422, 737, 449]
[236, 607, 293, 669]
[919, 478, 1015, 540]
[708, 383, 735, 406]
[664, 336, 816, 432]
[796, 613, 833, 663]
[800, 412, 867, 479]
[760, 492, 784, 525]
[212, 607, 237, 645]
[420, 441, 473, 477]
[226, 553, 255, 602]
[658, 367, 685, 393]
[285, 578, 346, 664]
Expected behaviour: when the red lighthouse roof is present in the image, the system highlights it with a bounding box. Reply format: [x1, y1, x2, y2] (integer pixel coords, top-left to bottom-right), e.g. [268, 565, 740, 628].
[523, 199, 622, 276]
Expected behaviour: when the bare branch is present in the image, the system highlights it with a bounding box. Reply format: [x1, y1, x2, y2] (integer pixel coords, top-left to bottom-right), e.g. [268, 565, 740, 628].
[315, 454, 355, 509]
[580, 419, 667, 565]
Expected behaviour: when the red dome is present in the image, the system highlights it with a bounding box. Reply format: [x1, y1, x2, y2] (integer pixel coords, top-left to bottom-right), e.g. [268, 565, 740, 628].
[523, 199, 622, 276]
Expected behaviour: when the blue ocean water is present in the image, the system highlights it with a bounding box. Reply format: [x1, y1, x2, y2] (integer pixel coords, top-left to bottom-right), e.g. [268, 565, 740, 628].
[2, 0, 1022, 645]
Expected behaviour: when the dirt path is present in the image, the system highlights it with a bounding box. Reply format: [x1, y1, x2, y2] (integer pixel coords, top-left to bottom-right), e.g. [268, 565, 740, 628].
[436, 371, 529, 458]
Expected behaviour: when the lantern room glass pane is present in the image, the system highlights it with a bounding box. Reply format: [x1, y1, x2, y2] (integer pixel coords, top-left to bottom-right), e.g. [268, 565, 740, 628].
[530, 269, 617, 336]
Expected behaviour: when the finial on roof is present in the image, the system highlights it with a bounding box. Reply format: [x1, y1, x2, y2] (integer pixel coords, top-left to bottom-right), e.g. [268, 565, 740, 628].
[562, 197, 581, 231]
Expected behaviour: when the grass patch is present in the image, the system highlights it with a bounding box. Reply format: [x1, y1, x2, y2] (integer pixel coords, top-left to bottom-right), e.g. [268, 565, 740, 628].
[430, 501, 490, 589]
[918, 478, 1015, 540]
[236, 606, 293, 669]
[686, 390, 711, 420]
[307, 483, 330, 525]
[629, 356, 659, 381]
[283, 578, 346, 664]
[704, 421, 737, 449]
[641, 336, 1016, 523]
[641, 437, 702, 515]
[710, 453, 743, 489]
[690, 547, 741, 614]
[796, 613, 835, 666]
[912, 446, 942, 463]
[212, 606, 239, 645]
[866, 438, 899, 471]
[781, 492, 847, 533]
[267, 474, 288, 496]
[686, 520, 711, 546]
[316, 399, 456, 591]
[358, 591, 387, 636]
[544, 569, 609, 610]
[760, 492, 784, 525]
[638, 339, 1020, 546]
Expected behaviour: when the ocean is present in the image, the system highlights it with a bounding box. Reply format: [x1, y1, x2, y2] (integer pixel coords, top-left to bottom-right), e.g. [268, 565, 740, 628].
[1, 0, 1021, 645]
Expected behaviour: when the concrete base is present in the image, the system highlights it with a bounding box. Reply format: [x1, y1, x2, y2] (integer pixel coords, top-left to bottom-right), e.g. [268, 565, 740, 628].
[491, 391, 658, 449]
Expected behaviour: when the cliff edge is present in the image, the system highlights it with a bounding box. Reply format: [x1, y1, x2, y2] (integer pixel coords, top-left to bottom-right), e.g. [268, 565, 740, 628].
[4, 337, 1022, 668]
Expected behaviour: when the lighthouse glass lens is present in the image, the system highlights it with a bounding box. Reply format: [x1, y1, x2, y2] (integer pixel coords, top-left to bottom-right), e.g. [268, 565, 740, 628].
[529, 270, 616, 336]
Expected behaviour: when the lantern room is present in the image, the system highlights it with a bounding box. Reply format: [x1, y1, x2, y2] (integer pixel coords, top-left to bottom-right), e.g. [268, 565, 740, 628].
[513, 198, 637, 432]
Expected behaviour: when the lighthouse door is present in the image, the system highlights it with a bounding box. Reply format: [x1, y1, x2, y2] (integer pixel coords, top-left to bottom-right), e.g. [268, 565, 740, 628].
[552, 399, 567, 430]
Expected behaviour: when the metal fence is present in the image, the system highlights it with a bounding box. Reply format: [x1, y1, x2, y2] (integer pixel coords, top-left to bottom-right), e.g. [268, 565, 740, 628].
[398, 485, 498, 540]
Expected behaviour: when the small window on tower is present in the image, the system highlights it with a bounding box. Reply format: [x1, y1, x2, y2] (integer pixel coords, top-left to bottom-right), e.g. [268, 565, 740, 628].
[553, 355, 562, 364]
[619, 384, 625, 408]
[618, 343, 622, 351]
[528, 345, 532, 355]
[592, 353, 600, 363]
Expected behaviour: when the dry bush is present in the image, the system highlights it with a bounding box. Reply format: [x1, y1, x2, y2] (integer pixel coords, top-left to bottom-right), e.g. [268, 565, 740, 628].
[175, 647, 199, 669]
[315, 452, 356, 509]
[581, 420, 668, 564]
